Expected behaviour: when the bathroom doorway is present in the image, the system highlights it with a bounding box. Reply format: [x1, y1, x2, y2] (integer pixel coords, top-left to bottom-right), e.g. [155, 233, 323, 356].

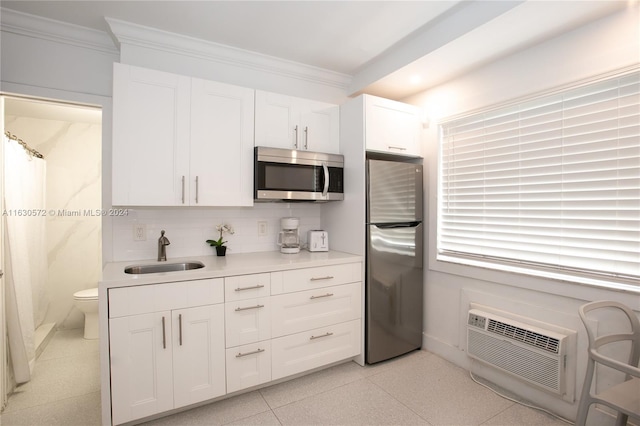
[1, 94, 102, 406]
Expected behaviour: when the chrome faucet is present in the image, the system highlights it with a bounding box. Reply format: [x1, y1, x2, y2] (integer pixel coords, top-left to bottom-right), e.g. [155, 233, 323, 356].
[158, 230, 170, 261]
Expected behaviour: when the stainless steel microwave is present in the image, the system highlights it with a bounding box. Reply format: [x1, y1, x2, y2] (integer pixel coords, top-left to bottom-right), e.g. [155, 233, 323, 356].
[254, 146, 344, 202]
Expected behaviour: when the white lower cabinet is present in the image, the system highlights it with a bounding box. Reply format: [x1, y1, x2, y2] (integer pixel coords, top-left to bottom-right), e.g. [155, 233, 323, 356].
[225, 297, 271, 347]
[271, 319, 361, 380]
[226, 341, 272, 393]
[109, 311, 174, 425]
[109, 304, 225, 425]
[172, 305, 226, 408]
[107, 261, 362, 425]
[272, 282, 361, 337]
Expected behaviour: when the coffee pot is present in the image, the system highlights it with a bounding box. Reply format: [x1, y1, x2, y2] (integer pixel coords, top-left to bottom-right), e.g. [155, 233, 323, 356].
[278, 217, 300, 254]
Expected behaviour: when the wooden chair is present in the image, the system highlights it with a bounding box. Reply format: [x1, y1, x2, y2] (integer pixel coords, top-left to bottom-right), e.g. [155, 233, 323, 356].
[576, 301, 640, 426]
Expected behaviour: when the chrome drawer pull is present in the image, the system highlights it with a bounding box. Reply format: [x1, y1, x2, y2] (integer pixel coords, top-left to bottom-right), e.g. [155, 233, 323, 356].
[181, 176, 185, 204]
[235, 284, 265, 292]
[235, 348, 265, 358]
[310, 332, 333, 340]
[162, 316, 167, 349]
[178, 314, 183, 346]
[388, 145, 407, 151]
[235, 304, 265, 312]
[310, 293, 334, 300]
[195, 176, 199, 204]
[310, 276, 334, 281]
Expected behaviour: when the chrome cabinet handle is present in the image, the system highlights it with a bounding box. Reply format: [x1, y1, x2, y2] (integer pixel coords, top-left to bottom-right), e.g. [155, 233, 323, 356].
[235, 284, 265, 292]
[388, 145, 407, 151]
[235, 348, 265, 358]
[178, 314, 183, 346]
[195, 176, 199, 204]
[235, 304, 265, 312]
[181, 176, 185, 204]
[310, 293, 334, 300]
[310, 332, 333, 340]
[304, 126, 308, 149]
[162, 316, 167, 349]
[310, 276, 334, 281]
[294, 125, 298, 149]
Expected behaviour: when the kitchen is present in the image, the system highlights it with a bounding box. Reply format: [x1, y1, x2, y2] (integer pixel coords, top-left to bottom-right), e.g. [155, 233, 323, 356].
[1, 1, 639, 425]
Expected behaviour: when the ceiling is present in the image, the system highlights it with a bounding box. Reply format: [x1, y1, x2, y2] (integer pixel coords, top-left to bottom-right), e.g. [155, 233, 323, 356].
[0, 0, 631, 99]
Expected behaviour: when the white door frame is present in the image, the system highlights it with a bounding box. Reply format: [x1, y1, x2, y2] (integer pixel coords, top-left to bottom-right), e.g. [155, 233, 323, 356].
[1, 95, 7, 410]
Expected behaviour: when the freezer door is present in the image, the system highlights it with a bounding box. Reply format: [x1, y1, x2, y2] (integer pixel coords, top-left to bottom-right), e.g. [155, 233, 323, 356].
[366, 222, 423, 364]
[367, 160, 423, 223]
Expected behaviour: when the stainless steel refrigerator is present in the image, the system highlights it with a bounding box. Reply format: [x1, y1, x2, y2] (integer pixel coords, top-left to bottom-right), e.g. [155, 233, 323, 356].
[366, 159, 423, 364]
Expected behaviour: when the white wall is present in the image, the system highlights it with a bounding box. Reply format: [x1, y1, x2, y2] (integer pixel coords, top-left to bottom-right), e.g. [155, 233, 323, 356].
[403, 6, 639, 422]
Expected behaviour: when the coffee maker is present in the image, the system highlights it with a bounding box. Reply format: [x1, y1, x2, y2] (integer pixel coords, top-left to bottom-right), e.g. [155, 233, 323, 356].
[278, 217, 300, 254]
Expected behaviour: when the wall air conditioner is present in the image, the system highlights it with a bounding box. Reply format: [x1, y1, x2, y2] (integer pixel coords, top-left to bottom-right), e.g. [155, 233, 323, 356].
[467, 309, 575, 399]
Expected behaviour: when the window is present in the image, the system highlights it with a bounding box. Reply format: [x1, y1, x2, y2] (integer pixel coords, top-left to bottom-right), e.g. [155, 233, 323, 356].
[438, 70, 640, 287]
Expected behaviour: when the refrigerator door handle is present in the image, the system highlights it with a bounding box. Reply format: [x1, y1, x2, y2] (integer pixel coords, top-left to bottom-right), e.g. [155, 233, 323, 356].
[373, 221, 421, 229]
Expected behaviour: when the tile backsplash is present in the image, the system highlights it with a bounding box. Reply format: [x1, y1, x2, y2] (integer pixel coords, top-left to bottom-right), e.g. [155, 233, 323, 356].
[111, 203, 322, 261]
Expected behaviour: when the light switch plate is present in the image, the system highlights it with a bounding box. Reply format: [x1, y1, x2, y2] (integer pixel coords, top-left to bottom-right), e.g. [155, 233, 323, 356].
[258, 220, 267, 236]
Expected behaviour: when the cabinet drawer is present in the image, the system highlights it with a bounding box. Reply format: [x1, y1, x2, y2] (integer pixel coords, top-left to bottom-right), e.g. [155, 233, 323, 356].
[226, 341, 271, 394]
[271, 319, 361, 380]
[225, 298, 271, 348]
[272, 282, 361, 338]
[225, 273, 271, 302]
[109, 278, 224, 318]
[271, 263, 361, 295]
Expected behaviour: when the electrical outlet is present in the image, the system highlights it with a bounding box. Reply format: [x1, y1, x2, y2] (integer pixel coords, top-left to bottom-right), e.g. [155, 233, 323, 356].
[133, 223, 147, 241]
[257, 220, 268, 236]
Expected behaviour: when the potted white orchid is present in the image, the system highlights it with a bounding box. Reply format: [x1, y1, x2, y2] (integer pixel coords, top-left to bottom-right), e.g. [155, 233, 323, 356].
[206, 224, 235, 256]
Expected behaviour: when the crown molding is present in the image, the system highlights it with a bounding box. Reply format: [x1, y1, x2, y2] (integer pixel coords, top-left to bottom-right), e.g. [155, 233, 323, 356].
[105, 17, 352, 90]
[0, 7, 118, 55]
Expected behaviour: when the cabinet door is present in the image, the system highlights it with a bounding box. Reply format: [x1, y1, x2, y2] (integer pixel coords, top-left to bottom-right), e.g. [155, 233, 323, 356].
[109, 312, 174, 425]
[190, 79, 255, 206]
[254, 91, 298, 150]
[299, 99, 340, 153]
[172, 304, 226, 408]
[365, 95, 422, 157]
[112, 63, 191, 206]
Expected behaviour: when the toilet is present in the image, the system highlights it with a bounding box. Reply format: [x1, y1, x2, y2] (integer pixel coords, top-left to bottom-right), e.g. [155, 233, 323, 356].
[73, 288, 99, 339]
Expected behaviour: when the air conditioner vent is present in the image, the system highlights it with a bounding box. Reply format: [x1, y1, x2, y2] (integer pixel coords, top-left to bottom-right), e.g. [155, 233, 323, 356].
[486, 318, 560, 354]
[466, 308, 576, 399]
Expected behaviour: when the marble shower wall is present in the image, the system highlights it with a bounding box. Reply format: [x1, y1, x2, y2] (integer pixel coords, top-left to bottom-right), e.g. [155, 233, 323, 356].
[5, 114, 102, 330]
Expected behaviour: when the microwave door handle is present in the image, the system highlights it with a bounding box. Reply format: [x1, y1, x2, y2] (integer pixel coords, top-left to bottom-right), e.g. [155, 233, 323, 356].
[322, 163, 329, 197]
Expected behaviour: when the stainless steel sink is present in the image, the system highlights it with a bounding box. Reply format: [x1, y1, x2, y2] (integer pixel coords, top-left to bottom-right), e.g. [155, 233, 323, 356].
[124, 261, 205, 274]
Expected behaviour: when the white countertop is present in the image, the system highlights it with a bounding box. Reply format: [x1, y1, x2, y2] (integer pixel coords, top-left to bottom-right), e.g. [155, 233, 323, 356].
[100, 250, 362, 289]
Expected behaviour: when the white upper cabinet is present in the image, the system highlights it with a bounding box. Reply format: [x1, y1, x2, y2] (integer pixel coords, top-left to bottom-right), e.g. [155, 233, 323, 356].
[112, 63, 191, 206]
[365, 95, 423, 157]
[190, 78, 254, 206]
[255, 90, 339, 153]
[112, 63, 254, 206]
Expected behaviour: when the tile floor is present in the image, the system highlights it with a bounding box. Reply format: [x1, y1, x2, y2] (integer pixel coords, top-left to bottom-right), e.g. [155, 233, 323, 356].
[0, 328, 578, 426]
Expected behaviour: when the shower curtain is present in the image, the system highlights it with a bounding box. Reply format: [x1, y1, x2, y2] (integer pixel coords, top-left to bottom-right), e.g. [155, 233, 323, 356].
[3, 134, 48, 384]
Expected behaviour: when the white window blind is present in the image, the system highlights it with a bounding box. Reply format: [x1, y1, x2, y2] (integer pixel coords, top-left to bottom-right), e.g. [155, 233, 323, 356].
[439, 71, 640, 283]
